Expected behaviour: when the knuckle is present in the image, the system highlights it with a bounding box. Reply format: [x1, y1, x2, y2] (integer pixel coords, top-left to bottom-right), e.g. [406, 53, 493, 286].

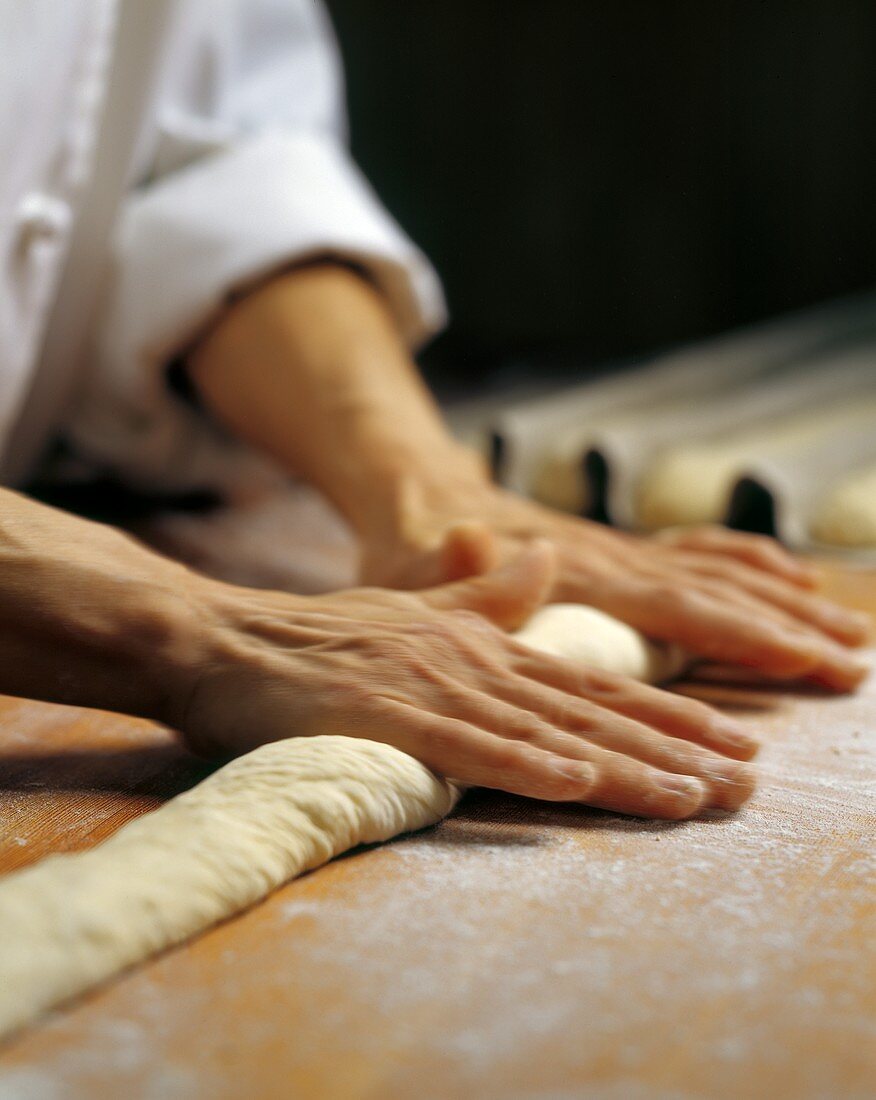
[371, 631, 453, 681]
[540, 695, 577, 730]
[675, 694, 716, 725]
[488, 741, 531, 774]
[579, 667, 626, 697]
[649, 582, 694, 615]
[731, 762, 757, 798]
[468, 689, 508, 724]
[327, 678, 381, 717]
[422, 719, 467, 760]
[650, 743, 692, 773]
[702, 709, 732, 737]
[749, 534, 779, 556]
[506, 716, 544, 743]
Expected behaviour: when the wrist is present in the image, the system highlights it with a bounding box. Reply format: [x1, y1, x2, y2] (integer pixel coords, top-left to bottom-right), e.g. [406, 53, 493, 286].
[17, 561, 207, 727]
[108, 566, 218, 728]
[345, 438, 493, 545]
[0, 495, 213, 726]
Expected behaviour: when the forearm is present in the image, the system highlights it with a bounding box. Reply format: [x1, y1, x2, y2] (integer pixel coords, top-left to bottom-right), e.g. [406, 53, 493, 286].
[0, 489, 204, 723]
[186, 263, 488, 540]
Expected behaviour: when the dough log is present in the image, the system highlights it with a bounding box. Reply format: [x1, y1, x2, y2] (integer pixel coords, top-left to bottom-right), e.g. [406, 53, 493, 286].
[0, 737, 460, 1040]
[810, 465, 876, 548]
[0, 603, 683, 1039]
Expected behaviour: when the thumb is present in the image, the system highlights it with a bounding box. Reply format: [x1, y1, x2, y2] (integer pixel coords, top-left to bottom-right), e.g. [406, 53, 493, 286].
[422, 539, 557, 631]
[437, 520, 501, 582]
[373, 520, 500, 590]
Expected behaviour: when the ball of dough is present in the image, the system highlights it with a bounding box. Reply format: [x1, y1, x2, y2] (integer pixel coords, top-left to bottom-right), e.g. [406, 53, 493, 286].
[514, 603, 688, 684]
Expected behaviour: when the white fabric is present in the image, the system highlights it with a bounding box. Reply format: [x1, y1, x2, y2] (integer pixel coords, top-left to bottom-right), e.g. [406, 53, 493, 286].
[0, 0, 446, 490]
[467, 292, 876, 549]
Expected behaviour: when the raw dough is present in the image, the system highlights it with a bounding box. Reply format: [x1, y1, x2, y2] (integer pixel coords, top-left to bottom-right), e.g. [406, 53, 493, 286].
[516, 604, 688, 683]
[810, 465, 876, 548]
[0, 603, 682, 1039]
[634, 400, 876, 534]
[0, 738, 461, 1040]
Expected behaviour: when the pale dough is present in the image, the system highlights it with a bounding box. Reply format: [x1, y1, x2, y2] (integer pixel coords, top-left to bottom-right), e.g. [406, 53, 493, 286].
[0, 738, 461, 1040]
[0, 604, 683, 1039]
[635, 444, 744, 531]
[634, 400, 876, 534]
[810, 465, 876, 548]
[516, 604, 688, 683]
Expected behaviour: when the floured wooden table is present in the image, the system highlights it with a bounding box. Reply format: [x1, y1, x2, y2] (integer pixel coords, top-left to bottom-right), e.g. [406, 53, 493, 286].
[0, 489, 873, 1099]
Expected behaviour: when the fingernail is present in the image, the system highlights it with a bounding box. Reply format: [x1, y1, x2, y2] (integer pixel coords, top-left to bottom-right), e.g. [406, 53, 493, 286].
[810, 649, 869, 690]
[702, 760, 749, 786]
[657, 775, 705, 801]
[794, 561, 819, 582]
[715, 720, 759, 754]
[824, 641, 868, 668]
[825, 605, 868, 629]
[702, 762, 757, 808]
[552, 758, 593, 785]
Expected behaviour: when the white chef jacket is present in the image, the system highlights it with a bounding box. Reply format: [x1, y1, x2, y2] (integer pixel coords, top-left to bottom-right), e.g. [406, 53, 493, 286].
[0, 0, 446, 491]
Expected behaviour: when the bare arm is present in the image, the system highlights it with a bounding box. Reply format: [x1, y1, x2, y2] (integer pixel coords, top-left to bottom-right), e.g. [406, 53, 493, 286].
[0, 488, 201, 722]
[186, 262, 482, 541]
[0, 487, 763, 820]
[186, 263, 869, 690]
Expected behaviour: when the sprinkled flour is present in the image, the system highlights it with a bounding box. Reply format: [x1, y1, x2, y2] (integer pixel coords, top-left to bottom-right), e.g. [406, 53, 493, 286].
[1, 656, 874, 1099]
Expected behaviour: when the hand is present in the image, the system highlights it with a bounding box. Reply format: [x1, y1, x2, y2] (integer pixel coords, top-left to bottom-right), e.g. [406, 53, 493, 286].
[359, 478, 870, 692]
[182, 264, 867, 691]
[180, 544, 757, 821]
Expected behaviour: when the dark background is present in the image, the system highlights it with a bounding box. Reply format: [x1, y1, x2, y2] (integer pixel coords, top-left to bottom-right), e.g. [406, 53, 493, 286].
[326, 1, 876, 382]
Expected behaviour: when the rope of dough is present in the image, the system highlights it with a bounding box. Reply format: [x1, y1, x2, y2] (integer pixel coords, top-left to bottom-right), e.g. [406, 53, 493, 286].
[0, 738, 461, 1040]
[0, 604, 686, 1039]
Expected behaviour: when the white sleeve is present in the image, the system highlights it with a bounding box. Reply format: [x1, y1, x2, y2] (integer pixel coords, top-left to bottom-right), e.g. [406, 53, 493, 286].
[68, 0, 446, 491]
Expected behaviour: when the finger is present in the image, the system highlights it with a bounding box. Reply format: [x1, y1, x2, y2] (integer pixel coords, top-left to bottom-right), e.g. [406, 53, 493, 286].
[576, 575, 828, 680]
[673, 554, 870, 646]
[438, 520, 502, 581]
[375, 699, 594, 801]
[655, 526, 817, 587]
[471, 678, 755, 811]
[509, 651, 759, 759]
[417, 684, 711, 818]
[422, 539, 556, 630]
[556, 742, 709, 820]
[563, 563, 866, 688]
[683, 576, 869, 691]
[376, 698, 708, 819]
[376, 520, 501, 590]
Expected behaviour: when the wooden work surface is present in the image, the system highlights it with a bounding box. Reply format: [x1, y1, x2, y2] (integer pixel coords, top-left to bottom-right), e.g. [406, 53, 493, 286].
[0, 491, 873, 1099]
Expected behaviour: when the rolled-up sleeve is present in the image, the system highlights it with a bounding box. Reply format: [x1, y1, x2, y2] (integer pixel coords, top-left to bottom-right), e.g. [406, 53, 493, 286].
[116, 129, 445, 364]
[67, 0, 445, 491]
